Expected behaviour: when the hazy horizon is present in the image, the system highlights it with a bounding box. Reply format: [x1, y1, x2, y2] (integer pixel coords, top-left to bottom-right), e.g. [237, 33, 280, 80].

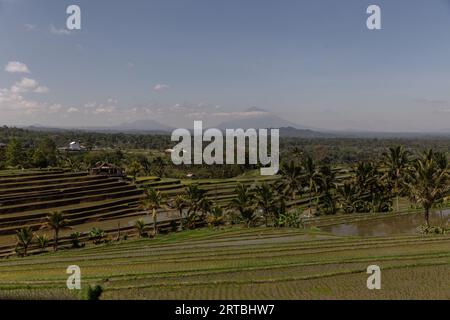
[2, 0, 450, 132]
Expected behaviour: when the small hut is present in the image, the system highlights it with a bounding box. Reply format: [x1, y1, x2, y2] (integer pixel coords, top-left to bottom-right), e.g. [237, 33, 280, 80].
[90, 162, 125, 177]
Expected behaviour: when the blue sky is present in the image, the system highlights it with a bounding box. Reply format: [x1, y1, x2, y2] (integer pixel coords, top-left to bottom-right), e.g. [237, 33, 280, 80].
[1, 0, 450, 131]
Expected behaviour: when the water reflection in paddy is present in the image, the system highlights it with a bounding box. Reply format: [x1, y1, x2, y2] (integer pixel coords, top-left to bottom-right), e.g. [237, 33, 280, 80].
[321, 210, 449, 237]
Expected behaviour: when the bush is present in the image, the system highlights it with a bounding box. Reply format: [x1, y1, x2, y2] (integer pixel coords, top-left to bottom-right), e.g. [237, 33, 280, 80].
[417, 225, 447, 235]
[70, 232, 84, 248]
[82, 285, 103, 300]
[275, 210, 305, 228]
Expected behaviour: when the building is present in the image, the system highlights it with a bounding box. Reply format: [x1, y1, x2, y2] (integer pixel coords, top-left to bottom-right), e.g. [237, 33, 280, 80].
[90, 162, 125, 177]
[69, 141, 81, 151]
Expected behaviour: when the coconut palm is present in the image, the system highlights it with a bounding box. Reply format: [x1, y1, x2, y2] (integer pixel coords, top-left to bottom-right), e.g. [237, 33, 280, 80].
[35, 234, 49, 250]
[230, 184, 256, 227]
[153, 156, 167, 178]
[404, 150, 449, 226]
[140, 188, 164, 235]
[168, 195, 188, 230]
[279, 161, 303, 200]
[303, 156, 320, 213]
[15, 227, 34, 256]
[317, 165, 338, 215]
[134, 219, 147, 238]
[184, 184, 208, 229]
[337, 182, 358, 214]
[255, 183, 276, 226]
[45, 211, 70, 251]
[382, 146, 410, 212]
[207, 206, 225, 227]
[354, 161, 381, 212]
[89, 227, 106, 244]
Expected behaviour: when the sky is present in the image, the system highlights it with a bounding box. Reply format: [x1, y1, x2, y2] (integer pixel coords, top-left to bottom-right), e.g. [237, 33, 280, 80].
[1, 0, 450, 132]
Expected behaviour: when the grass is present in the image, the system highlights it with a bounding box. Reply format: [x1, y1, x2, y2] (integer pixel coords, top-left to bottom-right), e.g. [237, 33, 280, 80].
[0, 226, 448, 300]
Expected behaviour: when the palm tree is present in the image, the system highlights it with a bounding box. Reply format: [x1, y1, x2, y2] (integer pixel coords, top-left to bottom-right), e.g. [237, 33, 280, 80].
[404, 150, 449, 227]
[337, 182, 358, 214]
[45, 211, 70, 251]
[292, 146, 303, 164]
[134, 219, 147, 238]
[153, 156, 167, 178]
[15, 227, 34, 256]
[140, 188, 164, 235]
[255, 183, 275, 226]
[317, 165, 338, 215]
[230, 184, 256, 227]
[207, 206, 225, 227]
[168, 195, 188, 230]
[354, 161, 380, 213]
[89, 227, 106, 244]
[184, 184, 208, 229]
[382, 146, 410, 212]
[279, 161, 303, 200]
[35, 234, 49, 250]
[303, 156, 320, 214]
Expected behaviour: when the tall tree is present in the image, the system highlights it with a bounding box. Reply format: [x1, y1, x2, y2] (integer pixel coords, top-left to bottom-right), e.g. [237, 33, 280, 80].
[127, 161, 143, 182]
[33, 137, 58, 168]
[184, 184, 209, 229]
[317, 165, 338, 215]
[382, 146, 410, 212]
[405, 150, 449, 226]
[153, 156, 167, 177]
[255, 183, 276, 226]
[6, 138, 24, 167]
[15, 227, 34, 256]
[168, 195, 188, 230]
[140, 188, 164, 235]
[303, 156, 320, 214]
[279, 161, 303, 200]
[230, 184, 256, 227]
[45, 211, 70, 251]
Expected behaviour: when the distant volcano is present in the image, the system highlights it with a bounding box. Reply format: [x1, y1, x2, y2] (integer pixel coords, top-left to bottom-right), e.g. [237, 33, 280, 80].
[217, 107, 304, 130]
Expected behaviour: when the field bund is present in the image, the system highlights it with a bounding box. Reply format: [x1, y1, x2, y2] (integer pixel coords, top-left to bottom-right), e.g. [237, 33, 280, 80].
[0, 227, 449, 299]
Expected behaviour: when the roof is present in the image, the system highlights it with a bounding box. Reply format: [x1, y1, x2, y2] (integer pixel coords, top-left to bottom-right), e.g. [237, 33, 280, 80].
[91, 161, 121, 169]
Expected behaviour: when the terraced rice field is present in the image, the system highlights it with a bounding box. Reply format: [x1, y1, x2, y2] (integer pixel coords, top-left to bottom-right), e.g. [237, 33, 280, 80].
[0, 169, 335, 253]
[0, 227, 448, 299]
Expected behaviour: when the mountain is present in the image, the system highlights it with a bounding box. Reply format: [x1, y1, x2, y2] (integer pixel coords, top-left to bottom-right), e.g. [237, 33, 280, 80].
[279, 127, 335, 138]
[216, 107, 307, 130]
[104, 119, 173, 132]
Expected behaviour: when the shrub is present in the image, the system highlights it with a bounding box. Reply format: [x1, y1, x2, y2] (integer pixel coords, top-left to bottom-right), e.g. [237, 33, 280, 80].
[82, 285, 103, 300]
[70, 232, 84, 248]
[89, 228, 106, 245]
[417, 225, 447, 235]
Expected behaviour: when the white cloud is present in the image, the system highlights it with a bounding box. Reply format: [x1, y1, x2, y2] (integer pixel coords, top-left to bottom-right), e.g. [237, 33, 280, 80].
[50, 24, 70, 35]
[5, 61, 30, 74]
[0, 88, 42, 114]
[10, 77, 48, 94]
[153, 84, 170, 91]
[67, 107, 79, 113]
[34, 86, 50, 93]
[48, 104, 62, 113]
[24, 24, 36, 31]
[11, 77, 38, 93]
[93, 107, 115, 114]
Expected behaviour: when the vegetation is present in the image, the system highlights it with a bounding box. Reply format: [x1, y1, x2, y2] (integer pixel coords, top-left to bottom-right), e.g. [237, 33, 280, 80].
[0, 126, 448, 299]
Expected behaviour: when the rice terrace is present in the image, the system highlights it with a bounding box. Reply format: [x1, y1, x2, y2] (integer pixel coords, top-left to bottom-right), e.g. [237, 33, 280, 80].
[1, 0, 450, 305]
[0, 132, 448, 300]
